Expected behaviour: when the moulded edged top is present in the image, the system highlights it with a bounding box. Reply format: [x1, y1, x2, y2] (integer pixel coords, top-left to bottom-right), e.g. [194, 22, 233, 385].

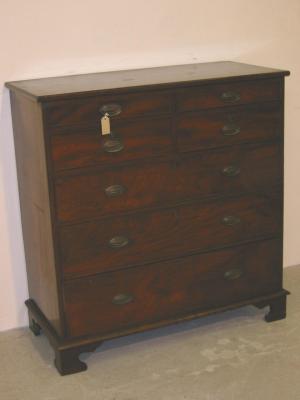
[5, 61, 290, 102]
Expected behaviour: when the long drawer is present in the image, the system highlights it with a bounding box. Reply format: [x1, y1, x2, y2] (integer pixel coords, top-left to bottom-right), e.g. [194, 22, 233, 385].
[55, 142, 282, 223]
[59, 194, 281, 279]
[63, 239, 282, 337]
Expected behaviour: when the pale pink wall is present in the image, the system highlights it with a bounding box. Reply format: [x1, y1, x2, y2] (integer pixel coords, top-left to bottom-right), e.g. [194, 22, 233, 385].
[0, 0, 299, 331]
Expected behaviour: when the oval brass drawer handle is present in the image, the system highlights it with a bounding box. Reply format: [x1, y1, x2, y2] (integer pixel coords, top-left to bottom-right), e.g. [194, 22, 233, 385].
[224, 268, 243, 281]
[109, 236, 130, 248]
[100, 103, 122, 117]
[105, 184, 126, 197]
[112, 293, 134, 305]
[220, 91, 241, 103]
[222, 215, 241, 226]
[103, 137, 124, 153]
[221, 123, 241, 136]
[222, 165, 241, 177]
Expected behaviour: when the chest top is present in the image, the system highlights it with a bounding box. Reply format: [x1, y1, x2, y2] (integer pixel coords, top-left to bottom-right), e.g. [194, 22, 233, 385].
[5, 61, 289, 101]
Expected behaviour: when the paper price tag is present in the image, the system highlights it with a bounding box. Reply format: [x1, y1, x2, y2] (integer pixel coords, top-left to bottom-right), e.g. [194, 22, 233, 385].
[101, 113, 111, 135]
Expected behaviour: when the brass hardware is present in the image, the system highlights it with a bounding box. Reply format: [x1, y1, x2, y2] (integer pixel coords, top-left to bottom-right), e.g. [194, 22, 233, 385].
[224, 268, 243, 281]
[105, 184, 126, 197]
[222, 215, 241, 226]
[100, 103, 122, 117]
[222, 165, 240, 177]
[103, 136, 124, 153]
[109, 236, 129, 248]
[112, 293, 134, 305]
[220, 91, 241, 103]
[221, 123, 241, 136]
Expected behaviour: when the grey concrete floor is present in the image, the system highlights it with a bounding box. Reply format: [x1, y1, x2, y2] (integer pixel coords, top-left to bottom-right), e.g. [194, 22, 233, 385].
[1, 266, 300, 400]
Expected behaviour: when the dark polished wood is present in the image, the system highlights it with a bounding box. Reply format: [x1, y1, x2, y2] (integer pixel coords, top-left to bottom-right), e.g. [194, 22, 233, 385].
[9, 93, 63, 336]
[64, 239, 282, 337]
[25, 289, 289, 376]
[264, 296, 287, 322]
[54, 142, 282, 223]
[7, 62, 289, 375]
[5, 61, 289, 100]
[54, 342, 101, 375]
[51, 117, 172, 171]
[50, 104, 281, 172]
[28, 309, 42, 336]
[176, 78, 281, 112]
[254, 295, 288, 322]
[176, 103, 281, 152]
[25, 299, 102, 375]
[59, 194, 281, 278]
[44, 91, 172, 127]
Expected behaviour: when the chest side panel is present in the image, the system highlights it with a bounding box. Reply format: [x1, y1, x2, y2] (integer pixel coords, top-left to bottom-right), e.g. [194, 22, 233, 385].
[10, 92, 63, 336]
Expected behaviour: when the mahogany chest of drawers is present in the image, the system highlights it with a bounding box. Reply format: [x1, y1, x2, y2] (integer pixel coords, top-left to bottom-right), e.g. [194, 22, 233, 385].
[6, 61, 290, 375]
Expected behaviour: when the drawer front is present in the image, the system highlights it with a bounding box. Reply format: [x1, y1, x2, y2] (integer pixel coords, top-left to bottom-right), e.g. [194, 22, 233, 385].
[60, 194, 281, 278]
[176, 78, 280, 112]
[44, 91, 171, 127]
[51, 117, 172, 171]
[55, 161, 174, 223]
[64, 239, 282, 337]
[176, 103, 281, 152]
[175, 142, 282, 198]
[55, 143, 281, 223]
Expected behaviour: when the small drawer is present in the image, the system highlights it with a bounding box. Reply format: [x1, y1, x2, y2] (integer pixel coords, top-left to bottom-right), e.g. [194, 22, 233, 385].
[44, 91, 171, 128]
[176, 78, 281, 112]
[176, 103, 281, 152]
[54, 143, 282, 223]
[60, 194, 281, 279]
[63, 239, 282, 337]
[51, 117, 172, 171]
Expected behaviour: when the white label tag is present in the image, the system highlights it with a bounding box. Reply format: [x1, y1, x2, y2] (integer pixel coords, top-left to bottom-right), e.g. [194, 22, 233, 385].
[101, 113, 111, 135]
